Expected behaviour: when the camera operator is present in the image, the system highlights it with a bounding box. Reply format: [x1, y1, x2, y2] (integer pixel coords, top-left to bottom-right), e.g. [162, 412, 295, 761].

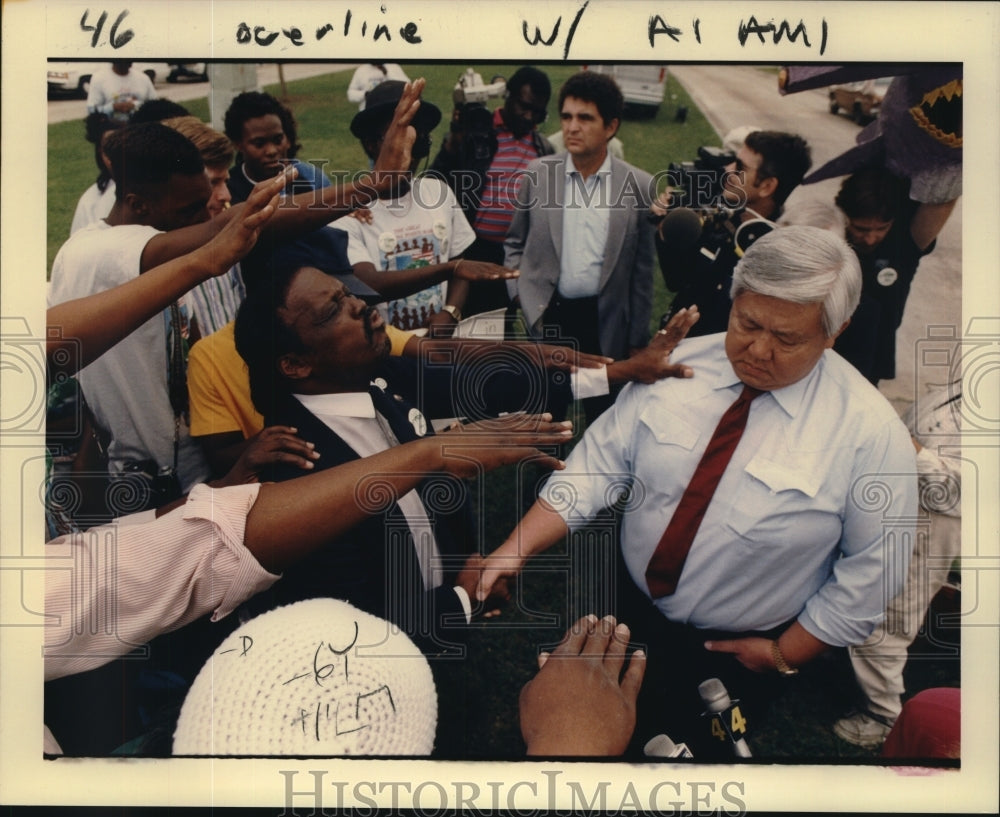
[429, 66, 555, 317]
[653, 130, 811, 336]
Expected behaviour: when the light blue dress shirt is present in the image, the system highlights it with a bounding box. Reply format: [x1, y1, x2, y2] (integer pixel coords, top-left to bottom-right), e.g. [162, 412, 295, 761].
[540, 333, 918, 646]
[558, 152, 612, 298]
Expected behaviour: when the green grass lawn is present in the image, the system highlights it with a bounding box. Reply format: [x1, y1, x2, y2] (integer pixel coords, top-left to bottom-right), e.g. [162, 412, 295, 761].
[46, 64, 958, 761]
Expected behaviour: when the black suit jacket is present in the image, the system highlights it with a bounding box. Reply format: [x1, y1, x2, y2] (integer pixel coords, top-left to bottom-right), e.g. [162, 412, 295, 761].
[249, 372, 469, 655]
[251, 357, 572, 647]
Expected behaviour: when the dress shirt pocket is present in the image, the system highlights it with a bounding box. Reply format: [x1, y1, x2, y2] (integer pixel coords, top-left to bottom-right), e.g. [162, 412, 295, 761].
[634, 408, 703, 508]
[638, 406, 701, 451]
[724, 454, 825, 546]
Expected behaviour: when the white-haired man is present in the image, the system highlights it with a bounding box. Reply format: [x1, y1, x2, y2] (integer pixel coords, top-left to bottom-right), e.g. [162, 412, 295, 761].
[478, 226, 917, 757]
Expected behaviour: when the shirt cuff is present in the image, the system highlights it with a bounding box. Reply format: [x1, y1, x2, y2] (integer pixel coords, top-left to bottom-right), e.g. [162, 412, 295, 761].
[453, 585, 472, 623]
[571, 366, 610, 400]
[181, 483, 279, 621]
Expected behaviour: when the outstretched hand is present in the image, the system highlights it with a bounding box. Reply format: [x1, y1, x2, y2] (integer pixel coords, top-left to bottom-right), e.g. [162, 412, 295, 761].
[514, 342, 614, 372]
[452, 259, 519, 282]
[614, 306, 700, 384]
[371, 78, 425, 191]
[455, 553, 513, 619]
[204, 167, 294, 274]
[435, 412, 572, 478]
[519, 615, 646, 756]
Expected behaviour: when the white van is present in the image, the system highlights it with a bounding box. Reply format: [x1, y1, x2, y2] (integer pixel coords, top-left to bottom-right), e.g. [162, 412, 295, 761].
[583, 64, 669, 117]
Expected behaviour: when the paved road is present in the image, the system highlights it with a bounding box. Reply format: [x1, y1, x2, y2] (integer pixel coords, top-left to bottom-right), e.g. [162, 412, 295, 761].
[671, 64, 962, 412]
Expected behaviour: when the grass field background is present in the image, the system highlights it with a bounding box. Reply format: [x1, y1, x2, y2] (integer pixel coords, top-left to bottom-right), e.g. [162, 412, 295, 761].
[46, 63, 958, 761]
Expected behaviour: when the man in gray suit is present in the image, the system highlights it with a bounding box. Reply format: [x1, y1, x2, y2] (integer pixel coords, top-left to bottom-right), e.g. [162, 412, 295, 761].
[505, 71, 656, 421]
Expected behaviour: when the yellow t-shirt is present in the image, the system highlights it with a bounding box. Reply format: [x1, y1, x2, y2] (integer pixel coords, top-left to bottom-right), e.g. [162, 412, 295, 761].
[188, 321, 415, 439]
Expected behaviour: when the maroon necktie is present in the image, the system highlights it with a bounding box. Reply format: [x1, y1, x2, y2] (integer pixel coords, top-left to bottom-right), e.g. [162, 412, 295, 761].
[645, 384, 763, 598]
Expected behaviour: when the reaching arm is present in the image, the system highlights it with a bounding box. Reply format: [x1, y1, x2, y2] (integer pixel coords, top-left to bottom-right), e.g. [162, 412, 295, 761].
[137, 79, 427, 272]
[351, 257, 517, 301]
[245, 414, 572, 573]
[909, 198, 958, 251]
[47, 172, 286, 376]
[475, 497, 570, 604]
[44, 413, 571, 680]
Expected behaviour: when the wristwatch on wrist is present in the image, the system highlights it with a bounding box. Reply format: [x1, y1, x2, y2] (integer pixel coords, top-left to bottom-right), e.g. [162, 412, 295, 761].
[441, 305, 462, 322]
[770, 640, 799, 676]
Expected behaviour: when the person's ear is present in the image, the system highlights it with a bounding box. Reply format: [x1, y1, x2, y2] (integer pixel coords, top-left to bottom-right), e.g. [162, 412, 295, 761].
[123, 192, 149, 219]
[756, 174, 779, 200]
[605, 117, 620, 141]
[825, 318, 850, 348]
[278, 353, 312, 381]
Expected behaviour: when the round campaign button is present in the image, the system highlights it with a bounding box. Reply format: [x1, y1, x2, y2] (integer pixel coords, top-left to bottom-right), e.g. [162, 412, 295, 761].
[876, 266, 899, 286]
[408, 408, 428, 437]
[378, 232, 397, 254]
[373, 378, 388, 391]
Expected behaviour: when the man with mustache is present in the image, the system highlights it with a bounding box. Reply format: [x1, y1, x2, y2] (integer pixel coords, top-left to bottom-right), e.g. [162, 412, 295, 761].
[232, 263, 579, 648]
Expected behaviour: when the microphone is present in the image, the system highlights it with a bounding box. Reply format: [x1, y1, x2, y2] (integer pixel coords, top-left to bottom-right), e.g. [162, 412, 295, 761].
[644, 733, 694, 758]
[698, 678, 752, 758]
[655, 207, 704, 250]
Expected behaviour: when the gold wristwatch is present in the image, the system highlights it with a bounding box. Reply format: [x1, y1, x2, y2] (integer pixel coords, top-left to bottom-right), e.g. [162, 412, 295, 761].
[770, 640, 799, 676]
[441, 305, 462, 322]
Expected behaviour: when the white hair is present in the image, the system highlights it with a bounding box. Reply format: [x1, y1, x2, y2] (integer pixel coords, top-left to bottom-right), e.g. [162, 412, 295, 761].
[730, 225, 861, 336]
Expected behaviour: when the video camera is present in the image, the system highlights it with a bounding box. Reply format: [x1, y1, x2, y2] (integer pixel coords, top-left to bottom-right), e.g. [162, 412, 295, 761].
[667, 145, 736, 209]
[444, 69, 508, 164]
[449, 69, 507, 136]
[452, 68, 507, 107]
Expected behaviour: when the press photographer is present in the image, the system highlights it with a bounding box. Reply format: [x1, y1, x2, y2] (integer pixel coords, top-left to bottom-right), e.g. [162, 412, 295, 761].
[429, 66, 555, 317]
[653, 129, 811, 336]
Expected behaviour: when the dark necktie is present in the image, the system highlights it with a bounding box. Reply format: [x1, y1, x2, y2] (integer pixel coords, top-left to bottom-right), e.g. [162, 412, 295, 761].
[645, 384, 764, 598]
[368, 382, 425, 444]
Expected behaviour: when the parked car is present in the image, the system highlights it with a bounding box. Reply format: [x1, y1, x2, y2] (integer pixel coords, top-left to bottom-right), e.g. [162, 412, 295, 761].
[166, 63, 209, 83]
[47, 61, 166, 99]
[583, 64, 668, 118]
[828, 77, 893, 124]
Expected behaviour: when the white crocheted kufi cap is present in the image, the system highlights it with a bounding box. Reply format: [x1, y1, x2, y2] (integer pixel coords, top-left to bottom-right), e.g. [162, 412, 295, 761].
[172, 598, 437, 756]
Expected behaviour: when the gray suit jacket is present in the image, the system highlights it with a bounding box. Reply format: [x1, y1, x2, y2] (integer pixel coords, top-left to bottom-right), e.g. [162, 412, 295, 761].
[504, 153, 656, 359]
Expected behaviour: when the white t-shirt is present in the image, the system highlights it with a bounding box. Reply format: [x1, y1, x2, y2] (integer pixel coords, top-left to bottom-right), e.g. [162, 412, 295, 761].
[86, 66, 158, 120]
[333, 177, 476, 331]
[70, 180, 116, 235]
[346, 63, 411, 109]
[47, 221, 209, 491]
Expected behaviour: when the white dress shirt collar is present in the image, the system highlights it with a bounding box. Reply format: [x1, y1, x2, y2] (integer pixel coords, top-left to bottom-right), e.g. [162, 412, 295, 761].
[294, 390, 376, 420]
[714, 348, 825, 419]
[565, 149, 613, 180]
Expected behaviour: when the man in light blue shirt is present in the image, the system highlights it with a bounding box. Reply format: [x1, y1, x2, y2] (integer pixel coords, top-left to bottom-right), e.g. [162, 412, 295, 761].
[481, 226, 917, 757]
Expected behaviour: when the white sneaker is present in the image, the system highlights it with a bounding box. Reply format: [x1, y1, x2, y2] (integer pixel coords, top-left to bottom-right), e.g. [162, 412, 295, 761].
[833, 711, 894, 748]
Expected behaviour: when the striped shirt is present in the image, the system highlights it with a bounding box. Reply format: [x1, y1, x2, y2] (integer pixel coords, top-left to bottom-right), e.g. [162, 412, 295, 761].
[473, 108, 545, 243]
[189, 264, 247, 338]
